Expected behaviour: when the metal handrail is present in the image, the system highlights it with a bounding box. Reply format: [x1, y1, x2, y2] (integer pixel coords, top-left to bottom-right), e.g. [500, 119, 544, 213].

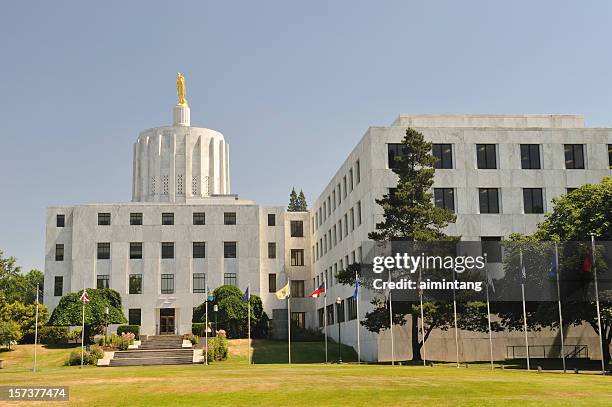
[506, 344, 589, 359]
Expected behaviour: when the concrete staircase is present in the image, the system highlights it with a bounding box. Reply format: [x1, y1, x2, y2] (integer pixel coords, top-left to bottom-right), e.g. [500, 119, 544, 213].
[108, 335, 195, 367]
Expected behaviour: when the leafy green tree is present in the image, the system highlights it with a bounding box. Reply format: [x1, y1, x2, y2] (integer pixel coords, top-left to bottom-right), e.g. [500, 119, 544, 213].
[193, 285, 269, 338]
[358, 128, 459, 360]
[0, 299, 49, 343]
[501, 177, 612, 366]
[297, 190, 308, 211]
[288, 188, 300, 211]
[0, 320, 22, 349]
[48, 289, 127, 344]
[0, 251, 42, 305]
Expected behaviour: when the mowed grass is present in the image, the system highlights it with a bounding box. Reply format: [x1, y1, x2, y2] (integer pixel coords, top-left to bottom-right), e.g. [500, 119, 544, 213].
[1, 341, 611, 407]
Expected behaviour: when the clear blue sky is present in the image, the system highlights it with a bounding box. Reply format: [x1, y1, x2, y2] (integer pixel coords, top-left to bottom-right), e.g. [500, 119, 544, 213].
[1, 1, 611, 273]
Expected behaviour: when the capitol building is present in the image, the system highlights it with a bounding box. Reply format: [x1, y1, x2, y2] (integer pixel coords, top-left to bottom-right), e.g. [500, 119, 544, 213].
[44, 75, 612, 362]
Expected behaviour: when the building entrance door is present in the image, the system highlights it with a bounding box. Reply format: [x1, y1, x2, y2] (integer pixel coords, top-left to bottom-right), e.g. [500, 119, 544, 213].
[159, 308, 175, 334]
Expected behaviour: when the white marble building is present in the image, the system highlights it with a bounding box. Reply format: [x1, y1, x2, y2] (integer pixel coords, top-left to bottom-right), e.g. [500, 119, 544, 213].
[44, 86, 612, 361]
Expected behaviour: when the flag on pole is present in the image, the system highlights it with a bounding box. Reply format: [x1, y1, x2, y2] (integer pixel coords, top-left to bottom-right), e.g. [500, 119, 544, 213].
[548, 254, 558, 279]
[582, 250, 593, 273]
[242, 287, 250, 301]
[207, 290, 214, 302]
[275, 282, 290, 300]
[353, 279, 360, 301]
[309, 283, 326, 298]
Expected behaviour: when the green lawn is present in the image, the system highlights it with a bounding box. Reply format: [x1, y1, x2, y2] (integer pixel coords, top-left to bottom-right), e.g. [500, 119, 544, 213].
[1, 341, 611, 406]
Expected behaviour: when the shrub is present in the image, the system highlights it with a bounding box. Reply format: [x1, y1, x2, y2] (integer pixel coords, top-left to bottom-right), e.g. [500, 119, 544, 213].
[117, 332, 135, 350]
[89, 344, 104, 360]
[68, 329, 81, 343]
[65, 347, 100, 366]
[39, 326, 69, 344]
[192, 323, 206, 337]
[117, 325, 140, 339]
[185, 334, 199, 345]
[206, 334, 228, 362]
[0, 320, 22, 349]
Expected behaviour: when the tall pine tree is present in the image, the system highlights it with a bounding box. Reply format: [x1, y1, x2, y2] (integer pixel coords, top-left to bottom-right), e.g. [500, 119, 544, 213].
[297, 190, 308, 211]
[287, 188, 299, 212]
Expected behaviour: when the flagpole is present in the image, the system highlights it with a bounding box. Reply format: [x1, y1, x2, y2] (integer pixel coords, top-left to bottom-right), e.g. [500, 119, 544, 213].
[519, 249, 530, 371]
[590, 234, 605, 375]
[388, 269, 394, 366]
[288, 277, 291, 365]
[80, 300, 85, 369]
[484, 253, 493, 371]
[324, 273, 328, 364]
[33, 284, 39, 372]
[355, 270, 361, 364]
[205, 285, 208, 366]
[554, 243, 565, 373]
[247, 282, 251, 366]
[419, 267, 426, 367]
[452, 268, 460, 368]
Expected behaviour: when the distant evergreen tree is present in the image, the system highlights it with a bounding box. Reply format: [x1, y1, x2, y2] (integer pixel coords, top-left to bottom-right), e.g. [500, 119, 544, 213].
[288, 188, 299, 211]
[297, 190, 308, 211]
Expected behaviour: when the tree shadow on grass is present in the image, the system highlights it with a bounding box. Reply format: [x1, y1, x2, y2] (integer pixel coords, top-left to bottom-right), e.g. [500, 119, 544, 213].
[251, 339, 357, 364]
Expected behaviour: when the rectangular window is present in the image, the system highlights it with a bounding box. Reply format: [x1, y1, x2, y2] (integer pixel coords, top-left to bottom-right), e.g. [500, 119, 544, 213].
[318, 308, 325, 328]
[520, 144, 541, 169]
[332, 190, 336, 210]
[290, 220, 304, 237]
[54, 276, 63, 297]
[337, 184, 342, 204]
[338, 220, 342, 241]
[128, 309, 141, 326]
[56, 214, 65, 227]
[224, 212, 237, 225]
[356, 160, 361, 184]
[224, 241, 237, 258]
[96, 275, 110, 289]
[343, 176, 347, 198]
[129, 242, 142, 259]
[343, 214, 348, 236]
[523, 188, 544, 214]
[162, 212, 174, 225]
[130, 212, 143, 225]
[224, 272, 237, 286]
[356, 201, 362, 226]
[347, 296, 357, 320]
[336, 299, 345, 323]
[290, 280, 305, 297]
[193, 273, 206, 293]
[567, 187, 577, 194]
[55, 244, 64, 261]
[97, 242, 110, 259]
[323, 202, 326, 221]
[268, 242, 276, 259]
[129, 274, 142, 294]
[434, 188, 455, 212]
[267, 213, 276, 226]
[291, 249, 304, 266]
[433, 144, 453, 169]
[161, 242, 174, 259]
[479, 188, 499, 214]
[193, 242, 206, 258]
[193, 212, 206, 225]
[327, 197, 331, 215]
[291, 312, 306, 329]
[161, 274, 174, 294]
[268, 273, 277, 293]
[98, 212, 111, 226]
[476, 144, 497, 169]
[608, 144, 612, 167]
[387, 143, 405, 169]
[350, 208, 355, 231]
[481, 236, 502, 263]
[326, 304, 334, 325]
[564, 144, 585, 169]
[349, 168, 354, 192]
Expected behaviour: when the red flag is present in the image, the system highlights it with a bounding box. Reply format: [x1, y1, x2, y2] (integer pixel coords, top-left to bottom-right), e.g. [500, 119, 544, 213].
[309, 284, 325, 298]
[582, 251, 592, 273]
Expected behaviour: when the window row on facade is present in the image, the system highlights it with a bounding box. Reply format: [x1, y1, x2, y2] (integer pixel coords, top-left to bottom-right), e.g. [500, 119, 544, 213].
[389, 143, 612, 171]
[317, 296, 358, 327]
[313, 201, 362, 262]
[313, 159, 361, 232]
[314, 246, 362, 291]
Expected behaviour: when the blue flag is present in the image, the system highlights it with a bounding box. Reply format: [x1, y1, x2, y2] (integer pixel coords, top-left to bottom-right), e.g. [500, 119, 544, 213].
[353, 279, 360, 301]
[207, 290, 214, 302]
[242, 287, 250, 302]
[548, 255, 558, 279]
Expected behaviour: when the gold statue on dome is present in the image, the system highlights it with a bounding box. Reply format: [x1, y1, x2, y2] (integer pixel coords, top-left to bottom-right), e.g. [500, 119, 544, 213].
[176, 72, 188, 105]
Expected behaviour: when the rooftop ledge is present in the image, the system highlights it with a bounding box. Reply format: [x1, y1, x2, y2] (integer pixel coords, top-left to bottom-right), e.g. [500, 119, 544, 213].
[391, 114, 585, 129]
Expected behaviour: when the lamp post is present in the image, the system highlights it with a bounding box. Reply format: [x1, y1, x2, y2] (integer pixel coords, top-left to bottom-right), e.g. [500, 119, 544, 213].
[336, 297, 342, 364]
[214, 304, 219, 334]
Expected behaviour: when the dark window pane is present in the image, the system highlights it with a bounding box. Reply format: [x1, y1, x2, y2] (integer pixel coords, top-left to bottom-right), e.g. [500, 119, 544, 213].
[387, 143, 406, 169]
[268, 273, 277, 293]
[223, 272, 237, 286]
[97, 242, 110, 259]
[130, 242, 142, 259]
[98, 213, 111, 226]
[476, 144, 497, 169]
[193, 273, 206, 293]
[479, 188, 499, 214]
[523, 188, 544, 214]
[162, 212, 174, 225]
[291, 312, 306, 329]
[55, 244, 64, 261]
[520, 144, 541, 169]
[290, 280, 305, 297]
[268, 213, 275, 226]
[336, 300, 345, 323]
[326, 304, 334, 325]
[434, 188, 455, 212]
[56, 214, 65, 227]
[608, 144, 612, 167]
[161, 274, 174, 294]
[54, 276, 63, 297]
[130, 213, 143, 225]
[224, 242, 237, 258]
[565, 144, 584, 169]
[481, 237, 502, 263]
[161, 242, 174, 259]
[268, 242, 276, 259]
[97, 275, 110, 289]
[193, 212, 206, 225]
[290, 220, 304, 237]
[224, 212, 237, 225]
[129, 274, 142, 294]
[128, 309, 141, 326]
[193, 242, 206, 258]
[291, 249, 304, 266]
[433, 144, 453, 169]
